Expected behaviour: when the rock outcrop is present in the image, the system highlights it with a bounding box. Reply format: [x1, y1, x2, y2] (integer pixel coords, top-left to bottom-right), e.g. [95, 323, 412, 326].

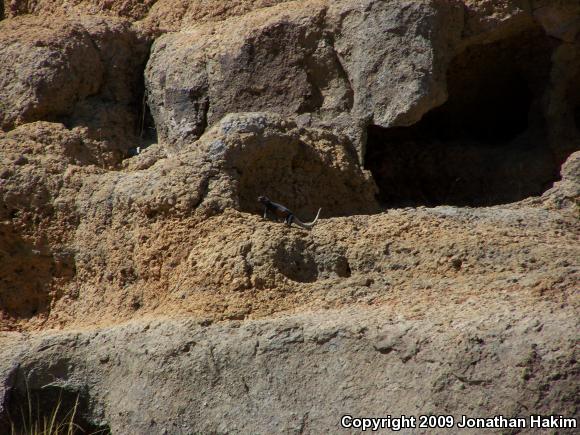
[0, 0, 578, 433]
[0, 14, 150, 160]
[144, 0, 464, 152]
[1, 301, 578, 434]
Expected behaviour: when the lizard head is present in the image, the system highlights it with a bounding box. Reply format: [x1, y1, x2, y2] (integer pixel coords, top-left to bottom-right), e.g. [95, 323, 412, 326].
[257, 195, 270, 204]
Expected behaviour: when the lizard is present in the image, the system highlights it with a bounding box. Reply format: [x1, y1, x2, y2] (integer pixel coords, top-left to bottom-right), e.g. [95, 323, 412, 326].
[258, 196, 321, 230]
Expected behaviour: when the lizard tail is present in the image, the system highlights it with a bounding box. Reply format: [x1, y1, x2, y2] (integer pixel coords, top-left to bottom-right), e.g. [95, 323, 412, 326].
[293, 208, 322, 230]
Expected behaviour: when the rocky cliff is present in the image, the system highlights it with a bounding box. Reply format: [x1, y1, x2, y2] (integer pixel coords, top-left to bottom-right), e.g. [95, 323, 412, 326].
[0, 0, 579, 433]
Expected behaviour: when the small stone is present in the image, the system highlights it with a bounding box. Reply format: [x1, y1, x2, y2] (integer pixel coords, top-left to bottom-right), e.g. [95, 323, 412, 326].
[374, 337, 395, 354]
[14, 155, 28, 165]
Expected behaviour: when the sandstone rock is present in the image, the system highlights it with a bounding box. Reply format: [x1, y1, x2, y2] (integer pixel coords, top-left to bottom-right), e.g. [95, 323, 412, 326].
[145, 1, 329, 147]
[3, 0, 295, 30]
[0, 15, 150, 159]
[0, 16, 104, 131]
[0, 114, 377, 321]
[0, 1, 579, 432]
[461, 0, 535, 45]
[145, 0, 465, 151]
[2, 113, 575, 329]
[0, 304, 577, 433]
[542, 151, 580, 209]
[3, 0, 158, 21]
[327, 0, 463, 128]
[143, 0, 296, 32]
[195, 112, 378, 216]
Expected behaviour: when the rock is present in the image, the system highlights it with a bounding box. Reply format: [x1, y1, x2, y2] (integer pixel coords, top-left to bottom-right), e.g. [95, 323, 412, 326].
[0, 15, 150, 158]
[145, 0, 464, 152]
[145, 1, 328, 147]
[0, 305, 577, 433]
[542, 151, 580, 209]
[0, 1, 579, 433]
[0, 113, 378, 316]
[0, 16, 104, 131]
[461, 0, 536, 45]
[145, 0, 579, 158]
[194, 112, 379, 217]
[3, 0, 295, 30]
[327, 0, 463, 128]
[3, 0, 158, 21]
[0, 359, 19, 418]
[533, 0, 580, 42]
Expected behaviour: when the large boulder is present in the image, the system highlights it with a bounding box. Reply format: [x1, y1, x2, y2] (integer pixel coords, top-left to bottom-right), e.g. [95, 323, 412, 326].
[326, 0, 463, 128]
[144, 0, 465, 149]
[0, 16, 104, 131]
[0, 15, 150, 160]
[0, 303, 577, 433]
[194, 112, 378, 217]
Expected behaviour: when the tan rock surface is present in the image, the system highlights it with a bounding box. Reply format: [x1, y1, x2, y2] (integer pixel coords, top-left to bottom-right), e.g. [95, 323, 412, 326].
[0, 14, 150, 159]
[1, 300, 578, 433]
[0, 0, 579, 433]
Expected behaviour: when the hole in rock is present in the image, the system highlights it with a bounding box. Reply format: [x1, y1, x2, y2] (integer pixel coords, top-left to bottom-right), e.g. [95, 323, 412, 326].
[365, 27, 565, 207]
[137, 92, 158, 150]
[130, 51, 158, 157]
[273, 239, 318, 283]
[3, 384, 110, 434]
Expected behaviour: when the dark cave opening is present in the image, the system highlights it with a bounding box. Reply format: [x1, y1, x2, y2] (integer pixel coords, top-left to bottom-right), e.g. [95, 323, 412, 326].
[365, 28, 563, 207]
[131, 47, 158, 155]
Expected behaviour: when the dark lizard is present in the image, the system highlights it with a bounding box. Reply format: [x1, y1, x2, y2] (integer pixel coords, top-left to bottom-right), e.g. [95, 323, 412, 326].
[258, 196, 321, 229]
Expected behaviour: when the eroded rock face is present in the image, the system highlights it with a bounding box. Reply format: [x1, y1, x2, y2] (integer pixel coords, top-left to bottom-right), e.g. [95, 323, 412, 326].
[0, 15, 150, 160]
[0, 17, 104, 131]
[2, 115, 576, 327]
[327, 0, 463, 128]
[144, 0, 580, 166]
[0, 114, 377, 321]
[145, 1, 331, 147]
[3, 0, 159, 21]
[3, 0, 296, 29]
[0, 0, 579, 433]
[0, 303, 578, 434]
[145, 0, 465, 149]
[196, 113, 378, 216]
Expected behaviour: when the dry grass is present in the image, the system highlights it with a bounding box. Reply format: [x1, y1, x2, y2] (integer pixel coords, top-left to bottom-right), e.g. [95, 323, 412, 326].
[8, 379, 107, 435]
